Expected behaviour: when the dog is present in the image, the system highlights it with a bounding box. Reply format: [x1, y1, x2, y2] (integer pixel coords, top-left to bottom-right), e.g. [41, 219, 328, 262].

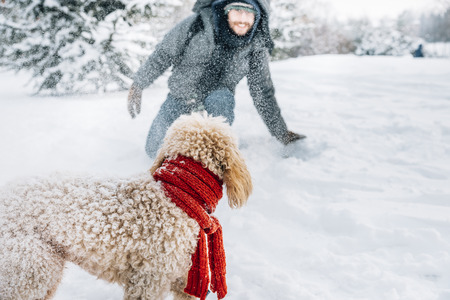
[0, 113, 252, 300]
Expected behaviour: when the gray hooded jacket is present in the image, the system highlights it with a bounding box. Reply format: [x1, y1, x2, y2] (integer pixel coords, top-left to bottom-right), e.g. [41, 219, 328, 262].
[133, 0, 288, 141]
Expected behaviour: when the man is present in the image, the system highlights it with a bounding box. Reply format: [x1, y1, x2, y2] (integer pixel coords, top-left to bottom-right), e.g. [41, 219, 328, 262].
[128, 0, 304, 158]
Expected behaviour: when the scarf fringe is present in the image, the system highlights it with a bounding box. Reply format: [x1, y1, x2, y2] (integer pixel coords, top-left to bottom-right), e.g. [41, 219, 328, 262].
[185, 232, 210, 300]
[208, 223, 227, 299]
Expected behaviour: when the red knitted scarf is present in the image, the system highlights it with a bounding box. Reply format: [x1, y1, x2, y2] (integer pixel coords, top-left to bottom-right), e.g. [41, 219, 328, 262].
[153, 156, 227, 300]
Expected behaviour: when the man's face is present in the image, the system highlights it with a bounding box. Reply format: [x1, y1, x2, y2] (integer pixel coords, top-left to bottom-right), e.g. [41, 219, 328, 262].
[227, 9, 255, 36]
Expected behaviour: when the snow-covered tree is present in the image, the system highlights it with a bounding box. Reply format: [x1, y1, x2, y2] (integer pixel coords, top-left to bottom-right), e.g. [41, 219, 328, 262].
[396, 11, 419, 38]
[270, 0, 312, 59]
[349, 18, 418, 56]
[0, 0, 187, 95]
[269, 0, 353, 59]
[419, 6, 450, 43]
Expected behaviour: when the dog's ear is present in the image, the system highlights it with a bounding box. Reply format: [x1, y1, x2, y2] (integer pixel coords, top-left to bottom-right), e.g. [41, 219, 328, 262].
[223, 147, 252, 209]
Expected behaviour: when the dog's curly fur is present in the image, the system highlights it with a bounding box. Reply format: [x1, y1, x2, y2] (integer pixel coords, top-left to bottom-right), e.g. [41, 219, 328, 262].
[0, 113, 252, 300]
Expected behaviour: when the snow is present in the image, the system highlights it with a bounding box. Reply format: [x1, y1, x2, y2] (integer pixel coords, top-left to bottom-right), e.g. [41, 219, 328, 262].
[1, 54, 450, 299]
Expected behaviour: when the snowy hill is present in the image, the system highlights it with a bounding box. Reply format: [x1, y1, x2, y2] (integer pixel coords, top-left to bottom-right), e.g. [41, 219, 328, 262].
[1, 55, 450, 300]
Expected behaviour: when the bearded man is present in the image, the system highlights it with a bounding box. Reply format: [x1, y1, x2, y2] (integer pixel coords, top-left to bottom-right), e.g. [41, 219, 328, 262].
[128, 0, 305, 157]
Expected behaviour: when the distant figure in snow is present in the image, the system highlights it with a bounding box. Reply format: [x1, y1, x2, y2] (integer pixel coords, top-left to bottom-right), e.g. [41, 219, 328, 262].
[413, 44, 424, 58]
[128, 0, 305, 158]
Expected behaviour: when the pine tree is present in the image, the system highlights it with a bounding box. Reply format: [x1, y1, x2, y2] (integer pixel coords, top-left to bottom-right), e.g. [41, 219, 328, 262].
[269, 0, 315, 59]
[269, 0, 353, 59]
[0, 0, 186, 95]
[419, 6, 450, 43]
[352, 18, 417, 56]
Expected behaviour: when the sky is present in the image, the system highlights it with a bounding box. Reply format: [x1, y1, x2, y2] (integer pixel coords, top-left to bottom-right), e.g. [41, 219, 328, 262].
[327, 0, 434, 21]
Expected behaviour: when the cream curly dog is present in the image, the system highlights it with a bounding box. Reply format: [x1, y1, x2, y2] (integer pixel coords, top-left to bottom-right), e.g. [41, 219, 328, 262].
[0, 113, 252, 300]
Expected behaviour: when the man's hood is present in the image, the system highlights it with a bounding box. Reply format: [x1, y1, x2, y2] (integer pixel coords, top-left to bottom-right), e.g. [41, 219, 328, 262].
[193, 0, 271, 16]
[192, 0, 274, 51]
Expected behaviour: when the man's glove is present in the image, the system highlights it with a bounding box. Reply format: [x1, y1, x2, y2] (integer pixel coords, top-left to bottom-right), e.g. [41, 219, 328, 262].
[128, 84, 143, 119]
[281, 130, 306, 145]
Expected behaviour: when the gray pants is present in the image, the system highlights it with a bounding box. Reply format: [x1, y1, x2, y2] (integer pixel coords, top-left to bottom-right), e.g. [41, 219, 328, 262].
[145, 88, 235, 158]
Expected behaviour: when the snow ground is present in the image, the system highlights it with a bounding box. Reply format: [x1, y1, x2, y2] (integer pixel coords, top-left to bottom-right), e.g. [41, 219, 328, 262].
[1, 54, 450, 300]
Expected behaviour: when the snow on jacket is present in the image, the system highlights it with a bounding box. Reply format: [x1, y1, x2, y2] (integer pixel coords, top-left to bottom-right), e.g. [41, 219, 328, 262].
[133, 0, 288, 141]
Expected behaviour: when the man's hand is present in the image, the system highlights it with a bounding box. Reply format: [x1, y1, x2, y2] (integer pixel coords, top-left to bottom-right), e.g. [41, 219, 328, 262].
[128, 84, 143, 119]
[281, 130, 306, 145]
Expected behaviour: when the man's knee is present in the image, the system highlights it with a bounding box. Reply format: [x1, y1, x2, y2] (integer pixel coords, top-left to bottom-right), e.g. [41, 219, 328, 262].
[145, 95, 184, 158]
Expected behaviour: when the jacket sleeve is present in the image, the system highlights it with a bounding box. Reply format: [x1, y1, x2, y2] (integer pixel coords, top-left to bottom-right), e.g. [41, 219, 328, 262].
[247, 49, 288, 141]
[133, 15, 197, 90]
